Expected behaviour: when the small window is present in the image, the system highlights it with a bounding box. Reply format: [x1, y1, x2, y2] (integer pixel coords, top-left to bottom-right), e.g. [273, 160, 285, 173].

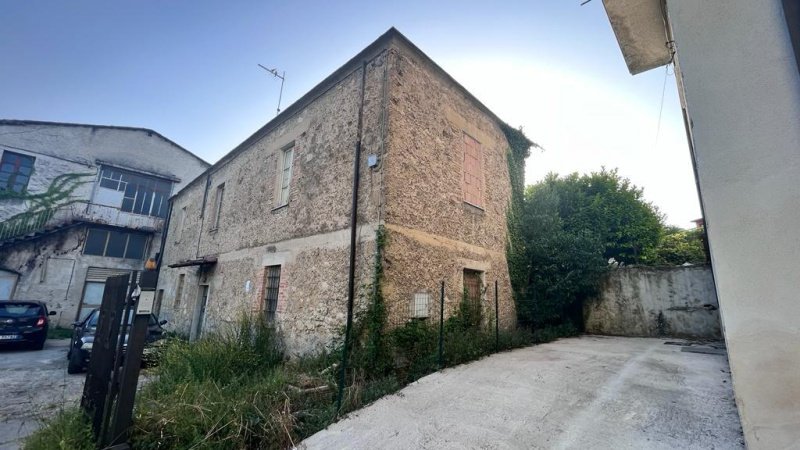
[125, 234, 147, 260]
[105, 231, 128, 258]
[278, 145, 294, 206]
[0, 151, 35, 193]
[461, 133, 483, 207]
[212, 183, 224, 230]
[263, 265, 281, 322]
[174, 273, 185, 308]
[84, 229, 109, 256]
[410, 292, 430, 318]
[176, 206, 187, 242]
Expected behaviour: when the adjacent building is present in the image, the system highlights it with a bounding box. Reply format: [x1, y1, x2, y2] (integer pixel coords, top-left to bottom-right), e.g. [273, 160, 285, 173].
[601, 1, 800, 448]
[158, 28, 530, 355]
[0, 120, 209, 326]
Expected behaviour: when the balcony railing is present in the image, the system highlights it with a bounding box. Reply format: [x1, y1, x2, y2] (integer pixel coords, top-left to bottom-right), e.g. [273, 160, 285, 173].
[0, 202, 163, 243]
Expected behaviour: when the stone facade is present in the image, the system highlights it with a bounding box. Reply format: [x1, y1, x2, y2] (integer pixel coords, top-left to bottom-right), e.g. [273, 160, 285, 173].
[0, 121, 209, 325]
[159, 29, 524, 355]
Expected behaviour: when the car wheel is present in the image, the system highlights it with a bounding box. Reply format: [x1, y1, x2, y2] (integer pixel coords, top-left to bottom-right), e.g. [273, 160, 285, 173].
[32, 338, 45, 351]
[67, 348, 84, 374]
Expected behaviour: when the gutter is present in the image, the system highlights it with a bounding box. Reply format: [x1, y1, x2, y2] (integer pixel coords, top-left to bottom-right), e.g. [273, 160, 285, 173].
[337, 59, 368, 413]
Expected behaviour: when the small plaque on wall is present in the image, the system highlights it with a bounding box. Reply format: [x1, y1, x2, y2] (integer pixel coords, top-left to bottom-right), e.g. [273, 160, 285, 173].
[137, 291, 155, 315]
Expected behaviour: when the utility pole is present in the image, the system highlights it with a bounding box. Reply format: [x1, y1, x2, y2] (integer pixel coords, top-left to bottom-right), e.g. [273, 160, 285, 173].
[258, 64, 285, 116]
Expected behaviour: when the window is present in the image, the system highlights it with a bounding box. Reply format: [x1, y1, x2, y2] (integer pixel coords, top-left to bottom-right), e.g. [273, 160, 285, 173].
[263, 265, 281, 322]
[410, 292, 430, 318]
[83, 227, 148, 259]
[0, 151, 35, 193]
[174, 274, 185, 308]
[278, 145, 294, 206]
[176, 206, 187, 242]
[211, 183, 224, 230]
[461, 133, 483, 207]
[98, 167, 172, 217]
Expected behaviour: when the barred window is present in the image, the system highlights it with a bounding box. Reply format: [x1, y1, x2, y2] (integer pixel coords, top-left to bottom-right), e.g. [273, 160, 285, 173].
[263, 265, 281, 322]
[410, 292, 430, 318]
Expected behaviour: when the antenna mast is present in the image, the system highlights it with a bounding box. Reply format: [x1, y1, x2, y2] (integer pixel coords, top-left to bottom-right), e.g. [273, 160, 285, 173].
[258, 63, 285, 116]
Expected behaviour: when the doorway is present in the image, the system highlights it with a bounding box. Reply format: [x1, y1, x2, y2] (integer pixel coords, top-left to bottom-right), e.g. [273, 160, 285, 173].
[192, 285, 209, 341]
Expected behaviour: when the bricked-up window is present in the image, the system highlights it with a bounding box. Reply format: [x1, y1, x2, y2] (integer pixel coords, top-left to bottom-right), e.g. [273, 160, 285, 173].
[0, 151, 35, 193]
[462, 133, 483, 207]
[278, 145, 294, 206]
[410, 292, 430, 318]
[263, 265, 281, 322]
[211, 183, 224, 230]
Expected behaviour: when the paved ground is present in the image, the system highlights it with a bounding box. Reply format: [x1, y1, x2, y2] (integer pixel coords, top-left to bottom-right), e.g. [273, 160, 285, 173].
[0, 339, 85, 450]
[302, 336, 744, 449]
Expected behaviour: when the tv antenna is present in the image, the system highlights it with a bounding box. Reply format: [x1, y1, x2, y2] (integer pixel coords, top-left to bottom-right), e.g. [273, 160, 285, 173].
[258, 64, 285, 116]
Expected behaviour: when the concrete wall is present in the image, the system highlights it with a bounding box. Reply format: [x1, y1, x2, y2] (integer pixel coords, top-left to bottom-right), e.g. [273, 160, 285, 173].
[0, 123, 209, 325]
[584, 266, 720, 339]
[382, 42, 516, 329]
[666, 1, 800, 447]
[0, 226, 152, 326]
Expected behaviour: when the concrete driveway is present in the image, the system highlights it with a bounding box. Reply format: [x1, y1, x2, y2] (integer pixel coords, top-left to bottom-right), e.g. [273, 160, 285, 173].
[0, 339, 85, 450]
[302, 336, 744, 449]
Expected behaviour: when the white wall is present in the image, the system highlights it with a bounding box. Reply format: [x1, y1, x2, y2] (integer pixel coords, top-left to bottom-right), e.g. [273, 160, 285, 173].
[667, 1, 800, 448]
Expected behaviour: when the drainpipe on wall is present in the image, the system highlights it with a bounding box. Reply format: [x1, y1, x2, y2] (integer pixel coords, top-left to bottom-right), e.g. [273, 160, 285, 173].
[337, 59, 368, 414]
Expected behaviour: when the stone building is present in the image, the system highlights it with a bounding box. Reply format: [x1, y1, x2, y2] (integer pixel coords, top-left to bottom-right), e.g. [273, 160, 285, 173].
[0, 120, 209, 326]
[158, 28, 531, 355]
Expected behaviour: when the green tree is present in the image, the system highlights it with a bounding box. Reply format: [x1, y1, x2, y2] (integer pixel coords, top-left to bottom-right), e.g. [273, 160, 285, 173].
[517, 169, 663, 328]
[643, 226, 708, 266]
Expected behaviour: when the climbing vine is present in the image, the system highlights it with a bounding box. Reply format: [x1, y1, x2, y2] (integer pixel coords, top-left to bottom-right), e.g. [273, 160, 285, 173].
[500, 123, 538, 322]
[0, 172, 95, 240]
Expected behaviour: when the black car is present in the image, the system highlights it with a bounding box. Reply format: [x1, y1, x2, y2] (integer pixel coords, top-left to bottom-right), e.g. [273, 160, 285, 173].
[67, 308, 167, 374]
[0, 301, 57, 350]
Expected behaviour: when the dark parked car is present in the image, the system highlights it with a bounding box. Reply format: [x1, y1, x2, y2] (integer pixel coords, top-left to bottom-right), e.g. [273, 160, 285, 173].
[67, 308, 167, 374]
[0, 301, 57, 350]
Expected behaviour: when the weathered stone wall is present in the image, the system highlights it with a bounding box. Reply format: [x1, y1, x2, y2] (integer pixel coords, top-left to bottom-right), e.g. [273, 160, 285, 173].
[382, 40, 516, 329]
[584, 265, 721, 339]
[159, 51, 391, 355]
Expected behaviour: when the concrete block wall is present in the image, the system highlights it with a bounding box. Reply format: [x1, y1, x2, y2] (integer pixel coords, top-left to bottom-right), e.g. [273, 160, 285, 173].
[584, 265, 721, 339]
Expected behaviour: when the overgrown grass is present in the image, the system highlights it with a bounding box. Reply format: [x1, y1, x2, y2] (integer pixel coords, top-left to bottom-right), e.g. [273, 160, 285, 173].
[23, 408, 93, 450]
[46, 327, 73, 340]
[26, 311, 576, 449]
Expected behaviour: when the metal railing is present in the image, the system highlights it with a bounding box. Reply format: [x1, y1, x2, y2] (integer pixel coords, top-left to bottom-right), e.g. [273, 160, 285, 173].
[0, 202, 164, 242]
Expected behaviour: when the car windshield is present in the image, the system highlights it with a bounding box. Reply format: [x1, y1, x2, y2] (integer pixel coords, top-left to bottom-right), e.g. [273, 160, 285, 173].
[0, 303, 43, 317]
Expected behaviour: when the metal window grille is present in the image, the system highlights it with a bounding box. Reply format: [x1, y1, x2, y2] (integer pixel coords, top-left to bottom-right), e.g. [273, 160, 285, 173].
[411, 292, 430, 318]
[264, 265, 281, 322]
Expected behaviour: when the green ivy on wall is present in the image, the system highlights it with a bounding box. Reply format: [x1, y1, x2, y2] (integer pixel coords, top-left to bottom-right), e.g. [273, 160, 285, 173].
[0, 172, 95, 240]
[500, 123, 537, 322]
